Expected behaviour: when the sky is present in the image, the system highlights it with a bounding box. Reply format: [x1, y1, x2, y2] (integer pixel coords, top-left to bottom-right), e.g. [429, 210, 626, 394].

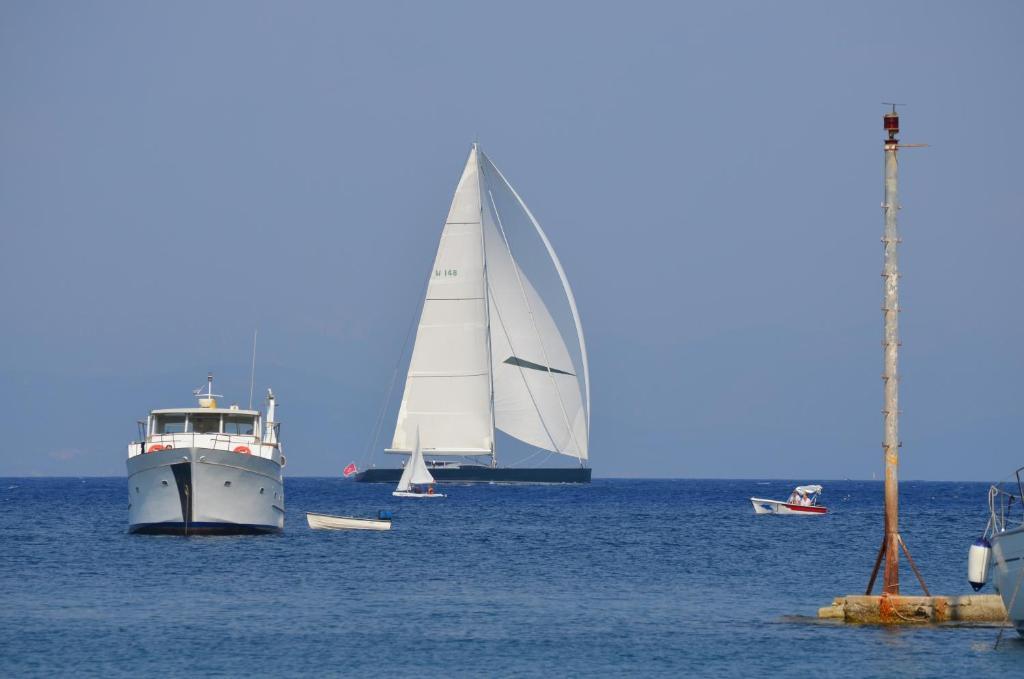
[1, 1, 1021, 479]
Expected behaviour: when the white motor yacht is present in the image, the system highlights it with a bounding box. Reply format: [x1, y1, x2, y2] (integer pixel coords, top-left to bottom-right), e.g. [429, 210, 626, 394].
[126, 374, 286, 535]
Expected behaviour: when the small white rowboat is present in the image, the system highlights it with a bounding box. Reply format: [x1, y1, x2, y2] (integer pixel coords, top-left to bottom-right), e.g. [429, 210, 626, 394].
[306, 512, 392, 531]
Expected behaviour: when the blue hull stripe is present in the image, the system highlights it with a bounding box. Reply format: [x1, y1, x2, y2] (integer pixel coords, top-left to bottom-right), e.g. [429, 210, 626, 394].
[130, 522, 281, 535]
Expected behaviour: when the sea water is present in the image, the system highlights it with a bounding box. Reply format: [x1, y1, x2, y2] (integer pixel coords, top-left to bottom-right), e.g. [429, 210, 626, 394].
[1, 478, 1021, 676]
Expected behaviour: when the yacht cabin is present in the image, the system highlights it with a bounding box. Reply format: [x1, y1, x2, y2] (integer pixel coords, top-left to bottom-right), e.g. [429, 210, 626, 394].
[128, 404, 284, 464]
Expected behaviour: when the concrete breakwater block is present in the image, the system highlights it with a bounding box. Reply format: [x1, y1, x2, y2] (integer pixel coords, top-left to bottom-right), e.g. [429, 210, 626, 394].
[818, 594, 1007, 624]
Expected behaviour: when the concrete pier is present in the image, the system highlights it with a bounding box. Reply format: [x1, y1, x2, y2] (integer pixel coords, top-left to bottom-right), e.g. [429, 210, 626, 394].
[818, 594, 1007, 624]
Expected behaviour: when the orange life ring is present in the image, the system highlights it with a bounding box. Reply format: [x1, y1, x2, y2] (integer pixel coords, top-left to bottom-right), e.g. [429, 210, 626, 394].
[233, 446, 252, 455]
[147, 444, 168, 453]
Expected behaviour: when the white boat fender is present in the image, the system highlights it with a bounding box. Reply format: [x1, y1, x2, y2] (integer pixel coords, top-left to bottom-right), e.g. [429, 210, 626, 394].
[967, 537, 992, 591]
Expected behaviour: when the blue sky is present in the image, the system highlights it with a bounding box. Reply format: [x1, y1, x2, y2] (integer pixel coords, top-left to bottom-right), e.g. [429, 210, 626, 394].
[1, 1, 1021, 479]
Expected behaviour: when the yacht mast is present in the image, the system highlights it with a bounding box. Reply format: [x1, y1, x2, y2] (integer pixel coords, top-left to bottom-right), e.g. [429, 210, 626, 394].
[477, 143, 498, 468]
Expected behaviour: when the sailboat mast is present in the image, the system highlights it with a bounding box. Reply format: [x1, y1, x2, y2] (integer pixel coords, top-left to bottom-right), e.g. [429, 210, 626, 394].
[476, 143, 498, 468]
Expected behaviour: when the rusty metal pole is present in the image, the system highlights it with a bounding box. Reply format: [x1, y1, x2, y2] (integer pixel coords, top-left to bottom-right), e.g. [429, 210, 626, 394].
[881, 107, 901, 595]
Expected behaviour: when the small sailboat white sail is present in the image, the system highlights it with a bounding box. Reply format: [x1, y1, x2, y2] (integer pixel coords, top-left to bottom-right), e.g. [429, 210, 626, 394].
[358, 144, 591, 484]
[393, 429, 446, 498]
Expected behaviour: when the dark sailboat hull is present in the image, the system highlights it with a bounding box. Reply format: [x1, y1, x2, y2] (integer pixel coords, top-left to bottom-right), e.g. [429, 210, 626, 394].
[354, 467, 591, 484]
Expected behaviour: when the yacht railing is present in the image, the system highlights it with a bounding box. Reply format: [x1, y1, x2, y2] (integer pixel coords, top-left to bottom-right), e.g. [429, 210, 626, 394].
[988, 466, 1024, 535]
[128, 432, 281, 461]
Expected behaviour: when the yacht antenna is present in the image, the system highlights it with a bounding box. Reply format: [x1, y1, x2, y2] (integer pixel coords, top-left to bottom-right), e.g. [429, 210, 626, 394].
[248, 328, 258, 410]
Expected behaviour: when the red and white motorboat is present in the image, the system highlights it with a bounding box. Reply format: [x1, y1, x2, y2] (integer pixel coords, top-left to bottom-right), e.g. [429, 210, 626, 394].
[750, 485, 828, 515]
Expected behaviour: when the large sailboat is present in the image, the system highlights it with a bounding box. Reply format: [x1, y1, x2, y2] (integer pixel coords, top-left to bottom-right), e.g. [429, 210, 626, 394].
[356, 145, 591, 484]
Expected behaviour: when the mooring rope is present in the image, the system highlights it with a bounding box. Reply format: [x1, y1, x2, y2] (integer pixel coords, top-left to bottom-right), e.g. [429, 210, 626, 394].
[889, 604, 929, 624]
[994, 550, 1024, 649]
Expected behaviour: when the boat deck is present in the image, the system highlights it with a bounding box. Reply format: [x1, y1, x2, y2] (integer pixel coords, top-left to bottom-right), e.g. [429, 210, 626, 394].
[355, 467, 591, 484]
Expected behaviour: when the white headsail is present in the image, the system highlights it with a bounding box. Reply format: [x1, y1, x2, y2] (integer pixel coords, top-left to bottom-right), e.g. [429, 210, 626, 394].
[390, 145, 589, 464]
[480, 153, 588, 460]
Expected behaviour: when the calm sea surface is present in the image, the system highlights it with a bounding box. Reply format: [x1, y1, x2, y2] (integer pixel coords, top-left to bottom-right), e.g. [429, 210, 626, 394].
[1, 478, 1021, 677]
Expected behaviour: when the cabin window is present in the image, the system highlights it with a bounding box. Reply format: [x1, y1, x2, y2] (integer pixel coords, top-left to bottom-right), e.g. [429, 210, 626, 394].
[154, 415, 187, 434]
[223, 415, 255, 436]
[188, 414, 221, 434]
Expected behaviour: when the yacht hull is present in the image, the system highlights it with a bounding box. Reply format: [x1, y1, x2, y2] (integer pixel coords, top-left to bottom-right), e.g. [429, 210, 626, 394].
[127, 448, 284, 535]
[355, 466, 591, 484]
[991, 526, 1024, 636]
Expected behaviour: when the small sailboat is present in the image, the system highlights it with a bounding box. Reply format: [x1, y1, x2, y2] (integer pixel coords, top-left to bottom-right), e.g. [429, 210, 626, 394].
[750, 485, 828, 515]
[306, 511, 392, 531]
[393, 429, 446, 498]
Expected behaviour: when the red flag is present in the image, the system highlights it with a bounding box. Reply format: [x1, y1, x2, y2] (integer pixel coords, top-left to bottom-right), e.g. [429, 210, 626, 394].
[342, 463, 358, 477]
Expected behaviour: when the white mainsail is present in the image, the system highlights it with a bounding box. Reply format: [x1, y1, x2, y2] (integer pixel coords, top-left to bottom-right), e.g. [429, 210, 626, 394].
[390, 145, 589, 464]
[391, 147, 493, 455]
[395, 429, 436, 492]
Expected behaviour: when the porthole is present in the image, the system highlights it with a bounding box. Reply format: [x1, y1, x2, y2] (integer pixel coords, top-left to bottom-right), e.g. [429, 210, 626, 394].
[135, 487, 139, 494]
[259, 488, 265, 494]
[224, 481, 232, 487]
[161, 480, 168, 486]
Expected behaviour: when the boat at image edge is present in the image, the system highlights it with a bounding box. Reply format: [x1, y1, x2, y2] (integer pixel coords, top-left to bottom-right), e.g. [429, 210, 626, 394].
[970, 468, 1024, 637]
[126, 374, 286, 535]
[356, 144, 591, 485]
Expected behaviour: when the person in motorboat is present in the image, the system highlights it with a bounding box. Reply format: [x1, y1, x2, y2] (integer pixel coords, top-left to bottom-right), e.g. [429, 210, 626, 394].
[750, 484, 828, 515]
